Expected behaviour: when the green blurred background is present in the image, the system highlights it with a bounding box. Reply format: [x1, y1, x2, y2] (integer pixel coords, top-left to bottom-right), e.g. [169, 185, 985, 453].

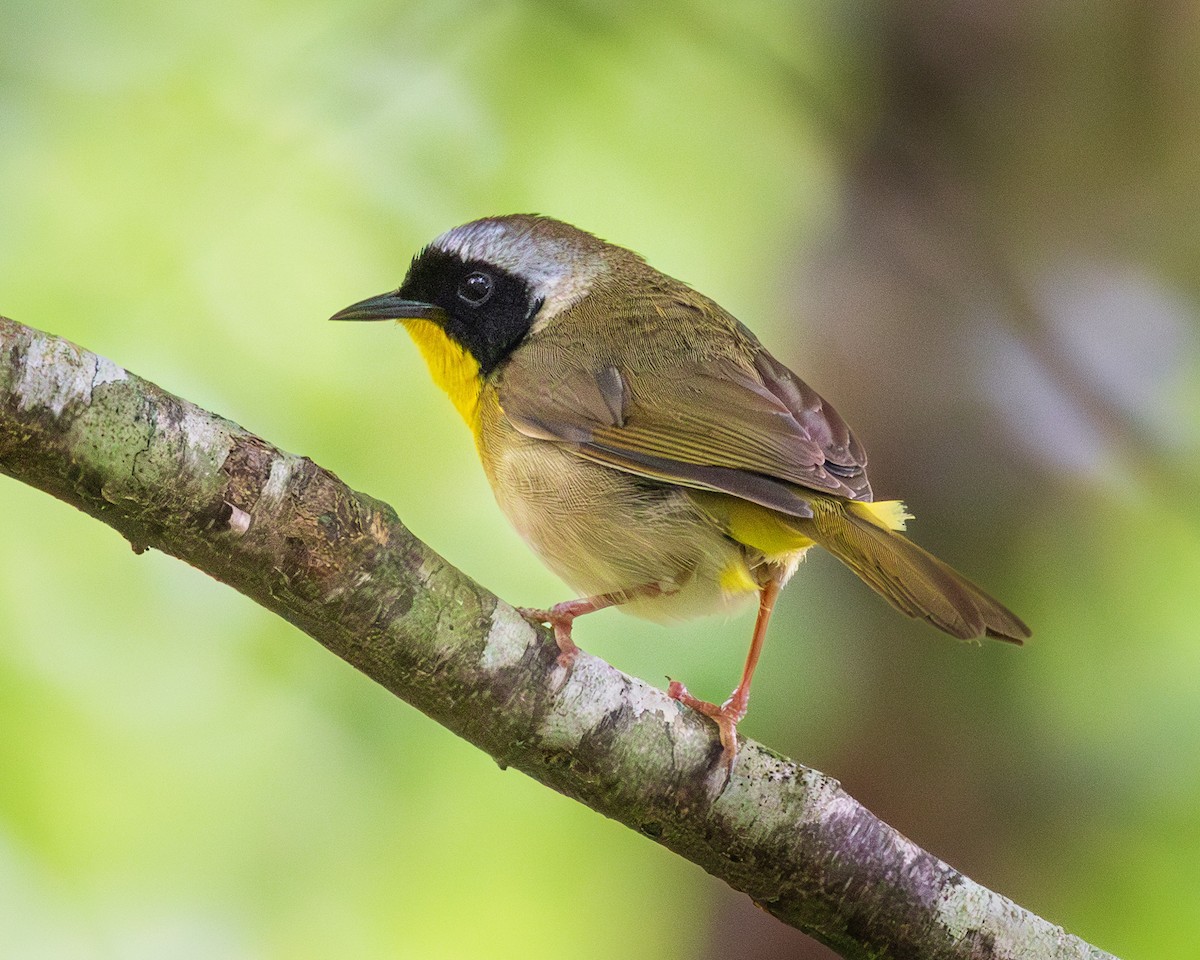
[2, 2, 1198, 957]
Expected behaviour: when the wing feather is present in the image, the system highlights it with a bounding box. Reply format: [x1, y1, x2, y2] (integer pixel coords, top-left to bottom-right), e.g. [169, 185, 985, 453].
[497, 297, 872, 514]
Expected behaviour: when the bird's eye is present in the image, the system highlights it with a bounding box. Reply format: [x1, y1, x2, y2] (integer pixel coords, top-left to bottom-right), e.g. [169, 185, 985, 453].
[457, 271, 494, 306]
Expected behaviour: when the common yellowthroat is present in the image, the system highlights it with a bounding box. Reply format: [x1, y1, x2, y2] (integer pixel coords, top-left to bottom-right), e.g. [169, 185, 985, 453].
[332, 215, 1029, 769]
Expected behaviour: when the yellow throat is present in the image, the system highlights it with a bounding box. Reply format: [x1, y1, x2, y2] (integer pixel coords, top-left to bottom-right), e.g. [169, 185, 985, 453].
[402, 318, 484, 428]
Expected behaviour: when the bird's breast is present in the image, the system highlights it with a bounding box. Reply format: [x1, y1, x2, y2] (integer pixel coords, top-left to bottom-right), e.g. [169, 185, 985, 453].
[475, 391, 761, 621]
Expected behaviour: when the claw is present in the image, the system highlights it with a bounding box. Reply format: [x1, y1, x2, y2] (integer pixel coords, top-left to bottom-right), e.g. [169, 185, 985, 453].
[518, 605, 580, 668]
[518, 583, 667, 671]
[668, 680, 746, 772]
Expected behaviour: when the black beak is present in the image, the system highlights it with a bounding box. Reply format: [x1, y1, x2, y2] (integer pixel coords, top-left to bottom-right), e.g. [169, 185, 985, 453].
[329, 291, 447, 323]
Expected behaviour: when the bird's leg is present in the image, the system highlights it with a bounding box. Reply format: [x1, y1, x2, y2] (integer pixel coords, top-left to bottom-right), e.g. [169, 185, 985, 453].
[668, 574, 782, 772]
[521, 582, 668, 668]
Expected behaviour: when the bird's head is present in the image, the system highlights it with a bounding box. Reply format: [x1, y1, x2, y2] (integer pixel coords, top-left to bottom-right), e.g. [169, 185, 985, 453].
[331, 215, 620, 381]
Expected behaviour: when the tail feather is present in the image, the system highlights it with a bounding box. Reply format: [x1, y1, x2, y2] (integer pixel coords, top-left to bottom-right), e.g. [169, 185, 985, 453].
[807, 501, 1030, 643]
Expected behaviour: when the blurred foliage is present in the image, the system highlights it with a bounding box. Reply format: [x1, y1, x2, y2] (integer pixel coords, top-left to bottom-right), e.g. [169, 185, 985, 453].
[2, 1, 1199, 958]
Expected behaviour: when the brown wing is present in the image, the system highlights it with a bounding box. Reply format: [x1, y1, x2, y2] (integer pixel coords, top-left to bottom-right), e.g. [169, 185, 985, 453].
[497, 315, 872, 519]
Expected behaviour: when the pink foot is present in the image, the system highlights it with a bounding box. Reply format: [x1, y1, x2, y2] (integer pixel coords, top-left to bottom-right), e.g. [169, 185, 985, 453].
[518, 606, 581, 668]
[667, 680, 747, 772]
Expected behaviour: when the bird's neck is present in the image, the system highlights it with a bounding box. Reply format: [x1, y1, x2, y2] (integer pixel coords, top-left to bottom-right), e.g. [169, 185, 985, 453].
[403, 318, 484, 429]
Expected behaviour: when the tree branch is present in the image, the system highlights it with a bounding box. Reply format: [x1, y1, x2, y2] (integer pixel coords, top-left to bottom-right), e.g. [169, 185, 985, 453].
[0, 315, 1113, 960]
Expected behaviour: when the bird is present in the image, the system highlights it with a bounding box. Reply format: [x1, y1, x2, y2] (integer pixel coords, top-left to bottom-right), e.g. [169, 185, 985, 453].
[331, 214, 1030, 771]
